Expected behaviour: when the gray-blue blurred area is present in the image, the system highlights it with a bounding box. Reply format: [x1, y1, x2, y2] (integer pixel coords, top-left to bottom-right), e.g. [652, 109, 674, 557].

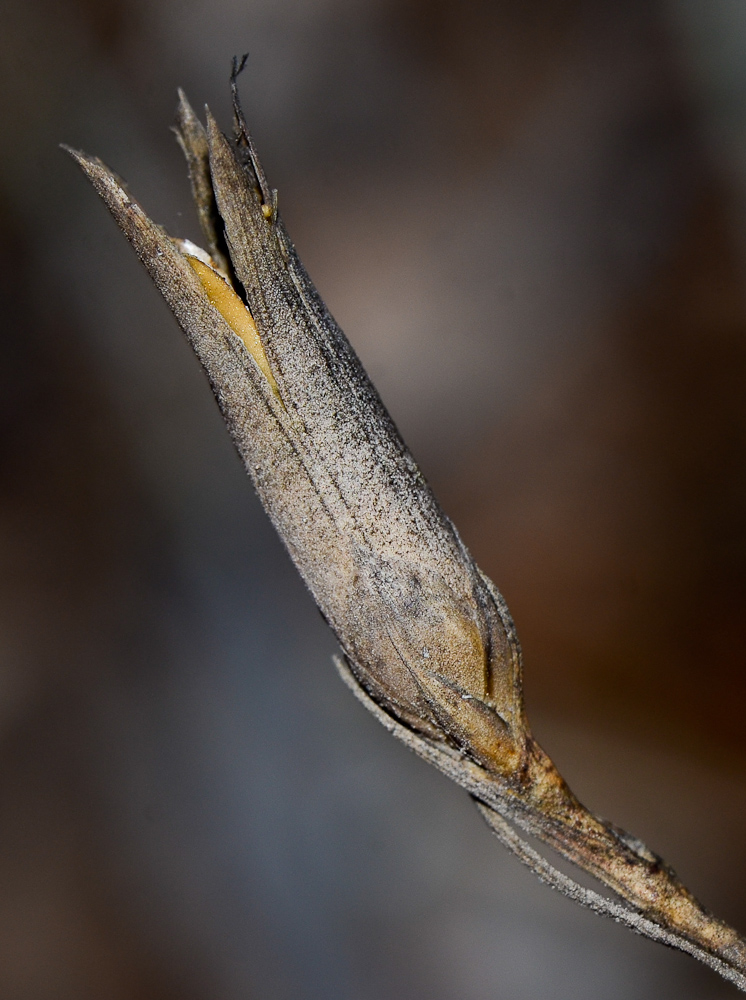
[1, 1, 746, 997]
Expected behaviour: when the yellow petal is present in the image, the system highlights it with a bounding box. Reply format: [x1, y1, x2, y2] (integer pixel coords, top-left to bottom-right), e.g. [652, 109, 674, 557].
[185, 254, 280, 398]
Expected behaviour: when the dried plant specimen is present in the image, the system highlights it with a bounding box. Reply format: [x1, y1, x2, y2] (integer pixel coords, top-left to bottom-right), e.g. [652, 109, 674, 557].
[64, 62, 746, 991]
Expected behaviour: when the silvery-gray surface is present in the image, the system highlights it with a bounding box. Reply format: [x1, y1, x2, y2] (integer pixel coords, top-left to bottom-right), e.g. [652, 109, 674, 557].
[2, 2, 746, 998]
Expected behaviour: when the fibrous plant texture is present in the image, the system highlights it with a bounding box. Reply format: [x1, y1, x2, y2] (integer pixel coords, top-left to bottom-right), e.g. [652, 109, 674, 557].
[65, 62, 746, 992]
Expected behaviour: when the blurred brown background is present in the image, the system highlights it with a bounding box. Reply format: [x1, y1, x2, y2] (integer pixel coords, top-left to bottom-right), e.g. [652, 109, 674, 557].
[1, 1, 746, 997]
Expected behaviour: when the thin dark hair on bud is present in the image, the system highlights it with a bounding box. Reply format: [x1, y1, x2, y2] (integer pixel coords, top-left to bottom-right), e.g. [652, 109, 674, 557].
[231, 53, 249, 82]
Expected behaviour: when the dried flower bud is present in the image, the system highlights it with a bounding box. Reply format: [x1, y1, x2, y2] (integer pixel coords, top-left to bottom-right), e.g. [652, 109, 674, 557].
[64, 66, 746, 992]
